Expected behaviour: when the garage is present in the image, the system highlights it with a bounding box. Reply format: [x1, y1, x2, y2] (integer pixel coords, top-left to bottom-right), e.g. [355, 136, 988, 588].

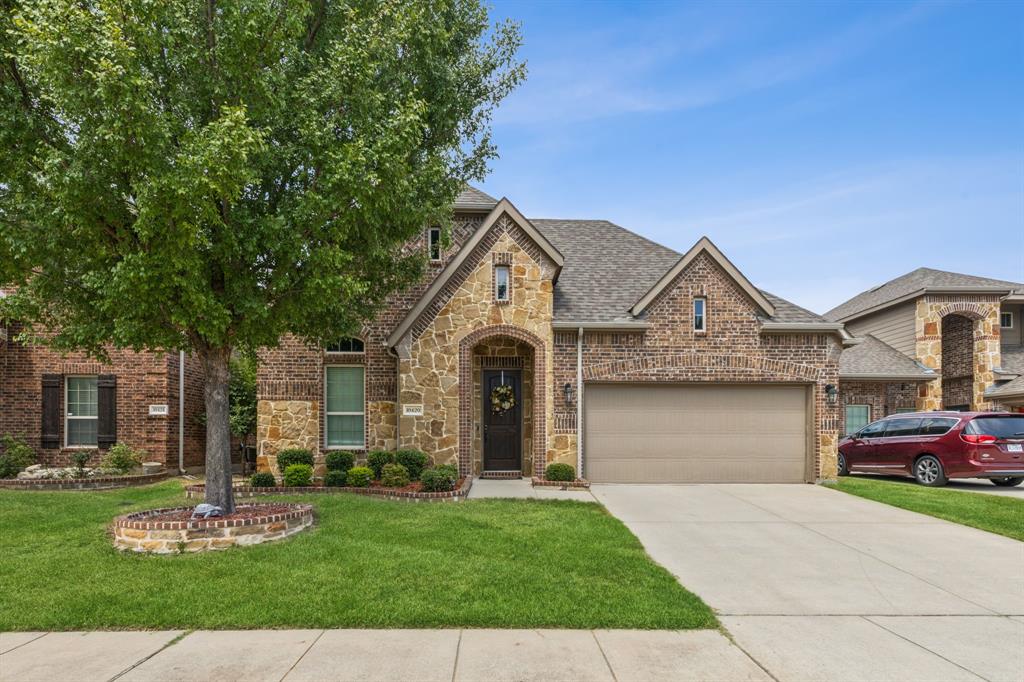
[584, 384, 810, 483]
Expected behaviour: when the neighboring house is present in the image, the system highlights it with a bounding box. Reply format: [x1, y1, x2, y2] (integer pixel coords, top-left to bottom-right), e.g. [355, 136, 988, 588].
[257, 188, 845, 483]
[824, 268, 1024, 435]
[0, 298, 206, 470]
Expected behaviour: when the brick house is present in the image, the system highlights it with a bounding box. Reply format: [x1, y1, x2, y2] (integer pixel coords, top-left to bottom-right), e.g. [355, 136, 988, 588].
[824, 268, 1024, 436]
[257, 188, 846, 483]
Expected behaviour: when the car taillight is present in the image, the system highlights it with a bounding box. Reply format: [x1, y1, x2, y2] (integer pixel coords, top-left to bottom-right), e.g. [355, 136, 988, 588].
[961, 433, 997, 444]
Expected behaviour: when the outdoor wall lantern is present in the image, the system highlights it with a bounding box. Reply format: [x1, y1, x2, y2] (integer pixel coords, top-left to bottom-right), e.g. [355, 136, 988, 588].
[563, 382, 575, 405]
[825, 384, 838, 405]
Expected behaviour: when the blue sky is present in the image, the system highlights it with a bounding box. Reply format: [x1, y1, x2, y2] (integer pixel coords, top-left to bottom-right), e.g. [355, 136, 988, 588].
[479, 0, 1024, 314]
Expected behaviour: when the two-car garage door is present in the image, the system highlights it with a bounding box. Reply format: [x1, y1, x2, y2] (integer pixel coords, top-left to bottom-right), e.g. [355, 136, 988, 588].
[584, 384, 810, 483]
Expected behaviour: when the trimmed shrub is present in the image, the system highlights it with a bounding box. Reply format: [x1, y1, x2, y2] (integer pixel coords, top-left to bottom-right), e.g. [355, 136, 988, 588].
[101, 443, 144, 474]
[545, 463, 575, 482]
[325, 450, 355, 472]
[346, 466, 373, 487]
[395, 449, 430, 480]
[323, 469, 348, 487]
[250, 471, 277, 487]
[420, 464, 459, 492]
[0, 435, 36, 479]
[71, 450, 91, 476]
[276, 448, 314, 470]
[366, 450, 395, 479]
[381, 463, 410, 488]
[282, 463, 313, 487]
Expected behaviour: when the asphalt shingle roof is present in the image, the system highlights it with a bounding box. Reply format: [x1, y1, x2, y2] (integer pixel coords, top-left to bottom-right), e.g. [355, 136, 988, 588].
[986, 375, 1024, 400]
[824, 267, 1024, 322]
[839, 335, 934, 379]
[454, 186, 498, 210]
[999, 346, 1024, 375]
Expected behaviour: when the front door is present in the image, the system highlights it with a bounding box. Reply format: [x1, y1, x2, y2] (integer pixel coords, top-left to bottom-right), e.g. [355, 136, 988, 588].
[483, 369, 522, 471]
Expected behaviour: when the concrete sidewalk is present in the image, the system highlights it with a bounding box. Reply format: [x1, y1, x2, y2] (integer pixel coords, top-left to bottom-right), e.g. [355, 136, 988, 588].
[0, 628, 769, 682]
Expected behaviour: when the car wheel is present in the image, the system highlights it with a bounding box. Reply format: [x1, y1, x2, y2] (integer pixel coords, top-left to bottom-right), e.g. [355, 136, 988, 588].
[837, 452, 849, 476]
[914, 455, 947, 487]
[990, 477, 1024, 487]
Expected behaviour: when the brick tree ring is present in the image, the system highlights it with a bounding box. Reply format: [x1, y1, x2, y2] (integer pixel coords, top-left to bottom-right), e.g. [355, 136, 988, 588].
[112, 503, 314, 554]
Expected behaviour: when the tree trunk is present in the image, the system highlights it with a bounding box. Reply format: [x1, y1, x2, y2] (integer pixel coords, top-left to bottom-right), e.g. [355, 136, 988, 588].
[200, 345, 235, 514]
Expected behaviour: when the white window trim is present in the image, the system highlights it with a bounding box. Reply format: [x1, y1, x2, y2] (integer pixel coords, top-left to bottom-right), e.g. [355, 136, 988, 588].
[494, 264, 510, 302]
[65, 375, 98, 449]
[693, 297, 707, 333]
[1000, 311, 1014, 329]
[325, 337, 365, 354]
[324, 364, 366, 450]
[844, 404, 871, 436]
[428, 227, 442, 262]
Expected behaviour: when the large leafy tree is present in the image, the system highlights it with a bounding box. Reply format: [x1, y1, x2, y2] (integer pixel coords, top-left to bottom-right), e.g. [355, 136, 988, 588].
[0, 0, 523, 512]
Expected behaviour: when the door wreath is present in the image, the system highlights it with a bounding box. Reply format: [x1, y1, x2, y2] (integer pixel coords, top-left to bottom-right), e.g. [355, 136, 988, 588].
[490, 384, 516, 414]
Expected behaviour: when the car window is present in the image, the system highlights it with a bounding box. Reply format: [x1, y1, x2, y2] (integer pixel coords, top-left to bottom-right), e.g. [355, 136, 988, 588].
[919, 417, 959, 435]
[965, 416, 1024, 439]
[859, 421, 888, 437]
[884, 418, 922, 437]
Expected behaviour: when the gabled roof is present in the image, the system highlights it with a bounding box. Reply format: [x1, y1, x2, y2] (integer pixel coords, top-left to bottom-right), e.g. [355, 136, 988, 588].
[839, 335, 935, 380]
[454, 186, 498, 211]
[825, 267, 1024, 322]
[986, 375, 1024, 401]
[630, 236, 775, 318]
[387, 198, 563, 348]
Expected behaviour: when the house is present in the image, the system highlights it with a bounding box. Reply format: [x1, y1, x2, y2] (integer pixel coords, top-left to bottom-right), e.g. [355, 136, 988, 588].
[257, 188, 845, 483]
[824, 268, 1024, 435]
[0, 299, 206, 470]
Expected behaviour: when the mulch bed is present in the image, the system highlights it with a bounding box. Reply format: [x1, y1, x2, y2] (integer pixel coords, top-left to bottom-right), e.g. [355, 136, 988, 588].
[142, 504, 296, 523]
[183, 476, 472, 502]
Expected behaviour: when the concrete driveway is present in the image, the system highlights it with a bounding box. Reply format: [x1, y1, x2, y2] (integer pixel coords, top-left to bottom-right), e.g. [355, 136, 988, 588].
[594, 483, 1024, 682]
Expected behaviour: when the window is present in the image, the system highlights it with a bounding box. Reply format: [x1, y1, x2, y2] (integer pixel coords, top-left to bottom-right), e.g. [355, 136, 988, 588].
[494, 265, 510, 302]
[965, 416, 1024, 439]
[1001, 312, 1014, 329]
[845, 405, 870, 435]
[884, 418, 922, 438]
[859, 420, 887, 438]
[65, 376, 98, 447]
[325, 366, 364, 448]
[326, 337, 364, 353]
[693, 298, 706, 332]
[920, 417, 958, 436]
[428, 227, 442, 261]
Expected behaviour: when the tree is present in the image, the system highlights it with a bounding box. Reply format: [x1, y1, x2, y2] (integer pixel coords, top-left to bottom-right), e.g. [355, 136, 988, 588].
[0, 0, 523, 513]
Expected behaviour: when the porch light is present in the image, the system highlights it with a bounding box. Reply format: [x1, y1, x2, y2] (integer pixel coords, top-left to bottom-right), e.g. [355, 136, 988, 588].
[563, 382, 575, 405]
[825, 384, 838, 405]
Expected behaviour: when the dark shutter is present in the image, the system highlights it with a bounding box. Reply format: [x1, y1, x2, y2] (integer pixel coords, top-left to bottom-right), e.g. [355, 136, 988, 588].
[97, 375, 117, 449]
[41, 374, 62, 449]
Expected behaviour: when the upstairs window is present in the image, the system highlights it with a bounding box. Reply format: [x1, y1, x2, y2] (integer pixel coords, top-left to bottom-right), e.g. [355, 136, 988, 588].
[495, 265, 510, 302]
[693, 297, 706, 333]
[428, 227, 442, 261]
[1000, 312, 1014, 329]
[326, 338, 364, 353]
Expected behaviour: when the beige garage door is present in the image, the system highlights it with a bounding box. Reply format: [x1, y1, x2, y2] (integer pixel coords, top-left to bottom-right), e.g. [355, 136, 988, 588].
[584, 384, 809, 483]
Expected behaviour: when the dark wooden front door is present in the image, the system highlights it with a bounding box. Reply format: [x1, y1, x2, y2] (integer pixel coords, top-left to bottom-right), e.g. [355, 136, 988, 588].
[483, 369, 522, 471]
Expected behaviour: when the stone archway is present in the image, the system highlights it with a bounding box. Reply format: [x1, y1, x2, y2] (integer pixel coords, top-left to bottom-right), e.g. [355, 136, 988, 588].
[941, 314, 974, 409]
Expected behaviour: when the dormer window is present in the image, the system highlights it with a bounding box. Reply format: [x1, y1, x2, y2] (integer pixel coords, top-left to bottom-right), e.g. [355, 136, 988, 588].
[495, 265, 510, 302]
[694, 297, 706, 333]
[428, 227, 442, 261]
[326, 337, 364, 353]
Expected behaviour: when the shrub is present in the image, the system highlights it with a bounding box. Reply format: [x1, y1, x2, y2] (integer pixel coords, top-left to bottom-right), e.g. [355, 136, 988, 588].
[325, 450, 355, 472]
[276, 448, 314, 470]
[101, 443, 144, 474]
[71, 450, 91, 476]
[381, 463, 410, 488]
[282, 463, 313, 487]
[0, 436, 36, 478]
[395, 449, 430, 480]
[420, 464, 459, 492]
[250, 471, 277, 487]
[346, 466, 373, 487]
[366, 450, 395, 479]
[545, 463, 575, 482]
[324, 469, 348, 487]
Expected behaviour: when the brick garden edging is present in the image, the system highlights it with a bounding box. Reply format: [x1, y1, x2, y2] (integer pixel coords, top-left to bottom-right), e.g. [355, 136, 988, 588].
[531, 477, 591, 491]
[183, 475, 472, 503]
[112, 504, 314, 553]
[0, 471, 168, 491]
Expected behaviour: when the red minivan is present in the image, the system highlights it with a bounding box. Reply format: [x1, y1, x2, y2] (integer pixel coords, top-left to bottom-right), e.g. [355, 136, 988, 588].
[838, 412, 1024, 487]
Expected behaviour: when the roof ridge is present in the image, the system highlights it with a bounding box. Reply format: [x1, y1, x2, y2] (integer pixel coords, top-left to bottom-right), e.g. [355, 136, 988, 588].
[531, 217, 683, 257]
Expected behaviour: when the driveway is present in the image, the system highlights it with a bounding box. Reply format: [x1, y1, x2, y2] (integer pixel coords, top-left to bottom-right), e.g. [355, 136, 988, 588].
[594, 483, 1024, 682]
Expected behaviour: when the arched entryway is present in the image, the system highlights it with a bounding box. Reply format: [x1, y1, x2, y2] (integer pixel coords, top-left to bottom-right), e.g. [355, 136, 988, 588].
[941, 313, 975, 410]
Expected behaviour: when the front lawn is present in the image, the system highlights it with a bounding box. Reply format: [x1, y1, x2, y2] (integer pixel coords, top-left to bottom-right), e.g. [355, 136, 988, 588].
[827, 476, 1024, 542]
[0, 482, 715, 631]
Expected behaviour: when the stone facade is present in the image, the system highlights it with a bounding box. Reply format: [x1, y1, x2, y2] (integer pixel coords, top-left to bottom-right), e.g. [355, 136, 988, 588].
[255, 400, 320, 476]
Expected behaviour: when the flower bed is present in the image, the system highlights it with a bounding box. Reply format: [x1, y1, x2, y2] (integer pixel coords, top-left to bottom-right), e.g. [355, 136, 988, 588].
[184, 475, 472, 502]
[0, 471, 168, 491]
[531, 477, 591, 491]
[112, 503, 314, 553]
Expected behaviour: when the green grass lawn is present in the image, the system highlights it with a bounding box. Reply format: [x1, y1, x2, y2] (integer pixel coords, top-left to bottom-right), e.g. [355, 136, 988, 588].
[0, 481, 714, 631]
[827, 476, 1024, 542]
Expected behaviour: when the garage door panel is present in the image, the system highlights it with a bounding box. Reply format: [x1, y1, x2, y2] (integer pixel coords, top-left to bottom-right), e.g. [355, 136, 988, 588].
[585, 384, 808, 483]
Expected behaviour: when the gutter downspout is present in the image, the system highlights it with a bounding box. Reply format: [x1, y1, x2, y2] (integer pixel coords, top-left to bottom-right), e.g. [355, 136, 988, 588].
[576, 327, 583, 477]
[178, 350, 185, 474]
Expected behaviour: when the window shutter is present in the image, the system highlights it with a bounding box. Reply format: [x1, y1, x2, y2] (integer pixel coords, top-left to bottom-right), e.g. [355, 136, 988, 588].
[41, 374, 62, 449]
[97, 375, 117, 449]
